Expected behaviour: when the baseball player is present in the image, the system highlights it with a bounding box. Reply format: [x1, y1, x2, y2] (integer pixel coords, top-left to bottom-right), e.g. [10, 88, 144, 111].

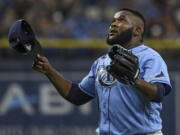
[32, 8, 171, 135]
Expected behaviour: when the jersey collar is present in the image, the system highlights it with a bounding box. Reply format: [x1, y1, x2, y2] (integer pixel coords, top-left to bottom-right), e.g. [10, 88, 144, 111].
[130, 44, 148, 53]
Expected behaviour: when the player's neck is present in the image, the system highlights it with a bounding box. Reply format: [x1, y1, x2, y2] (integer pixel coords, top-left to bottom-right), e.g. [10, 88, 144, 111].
[125, 41, 142, 49]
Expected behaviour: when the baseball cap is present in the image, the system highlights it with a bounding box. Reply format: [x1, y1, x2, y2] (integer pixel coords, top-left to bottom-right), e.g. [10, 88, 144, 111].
[8, 19, 43, 58]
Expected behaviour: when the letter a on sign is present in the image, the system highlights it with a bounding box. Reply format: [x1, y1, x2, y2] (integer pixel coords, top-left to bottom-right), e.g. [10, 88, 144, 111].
[0, 83, 34, 115]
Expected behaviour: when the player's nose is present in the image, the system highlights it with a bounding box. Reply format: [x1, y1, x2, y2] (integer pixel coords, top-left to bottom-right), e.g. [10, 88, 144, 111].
[109, 24, 118, 32]
[111, 20, 119, 28]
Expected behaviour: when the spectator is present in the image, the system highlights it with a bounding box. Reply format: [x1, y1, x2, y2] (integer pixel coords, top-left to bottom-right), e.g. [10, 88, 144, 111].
[0, 0, 179, 38]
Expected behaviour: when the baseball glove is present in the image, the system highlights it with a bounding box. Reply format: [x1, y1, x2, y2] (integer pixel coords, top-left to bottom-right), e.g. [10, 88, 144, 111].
[106, 45, 140, 85]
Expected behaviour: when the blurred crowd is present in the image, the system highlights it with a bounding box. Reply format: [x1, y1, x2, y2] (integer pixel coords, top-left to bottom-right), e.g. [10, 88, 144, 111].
[0, 0, 180, 39]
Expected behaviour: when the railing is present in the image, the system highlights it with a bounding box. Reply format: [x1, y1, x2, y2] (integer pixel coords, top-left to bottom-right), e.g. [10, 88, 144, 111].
[1, 38, 180, 49]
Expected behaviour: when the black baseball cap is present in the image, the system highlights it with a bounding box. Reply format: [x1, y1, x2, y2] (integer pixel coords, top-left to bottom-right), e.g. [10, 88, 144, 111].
[8, 19, 43, 58]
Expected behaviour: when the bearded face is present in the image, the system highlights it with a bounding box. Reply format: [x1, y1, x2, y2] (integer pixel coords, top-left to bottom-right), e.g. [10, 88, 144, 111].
[106, 27, 133, 47]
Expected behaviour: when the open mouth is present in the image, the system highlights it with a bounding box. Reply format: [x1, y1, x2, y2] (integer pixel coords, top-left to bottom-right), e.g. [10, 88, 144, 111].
[109, 33, 116, 36]
[109, 29, 118, 36]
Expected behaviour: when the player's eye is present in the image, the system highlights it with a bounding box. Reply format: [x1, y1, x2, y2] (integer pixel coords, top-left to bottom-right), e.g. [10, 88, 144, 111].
[116, 14, 127, 21]
[118, 17, 126, 21]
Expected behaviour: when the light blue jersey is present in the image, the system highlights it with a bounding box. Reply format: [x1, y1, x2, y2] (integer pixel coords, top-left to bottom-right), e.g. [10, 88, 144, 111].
[79, 45, 171, 135]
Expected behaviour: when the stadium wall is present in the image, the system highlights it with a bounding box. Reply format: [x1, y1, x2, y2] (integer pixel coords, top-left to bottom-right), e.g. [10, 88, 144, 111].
[0, 39, 179, 135]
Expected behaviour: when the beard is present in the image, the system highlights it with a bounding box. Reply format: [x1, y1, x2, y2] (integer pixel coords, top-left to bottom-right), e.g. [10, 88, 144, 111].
[106, 28, 133, 47]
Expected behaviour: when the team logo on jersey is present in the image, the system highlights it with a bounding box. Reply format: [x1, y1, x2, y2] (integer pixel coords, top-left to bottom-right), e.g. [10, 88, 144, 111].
[96, 66, 117, 87]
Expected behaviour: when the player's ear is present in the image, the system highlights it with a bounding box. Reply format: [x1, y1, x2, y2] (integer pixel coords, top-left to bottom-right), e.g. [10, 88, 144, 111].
[133, 26, 141, 37]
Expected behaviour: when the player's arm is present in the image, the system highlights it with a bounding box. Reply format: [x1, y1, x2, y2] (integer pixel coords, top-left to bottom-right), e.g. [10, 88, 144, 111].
[107, 45, 169, 102]
[134, 79, 166, 102]
[32, 54, 93, 105]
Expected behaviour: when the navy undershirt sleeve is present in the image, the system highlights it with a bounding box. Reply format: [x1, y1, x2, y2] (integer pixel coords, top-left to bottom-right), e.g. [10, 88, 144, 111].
[66, 83, 94, 105]
[151, 83, 167, 102]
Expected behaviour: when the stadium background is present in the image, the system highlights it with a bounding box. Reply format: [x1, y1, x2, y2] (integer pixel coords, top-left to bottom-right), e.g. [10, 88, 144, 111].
[0, 0, 180, 135]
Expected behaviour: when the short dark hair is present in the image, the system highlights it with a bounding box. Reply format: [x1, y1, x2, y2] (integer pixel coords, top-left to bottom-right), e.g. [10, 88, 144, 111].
[119, 8, 146, 42]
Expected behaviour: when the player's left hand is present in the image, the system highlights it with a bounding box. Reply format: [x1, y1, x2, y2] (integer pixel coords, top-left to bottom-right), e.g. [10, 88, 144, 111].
[106, 45, 140, 85]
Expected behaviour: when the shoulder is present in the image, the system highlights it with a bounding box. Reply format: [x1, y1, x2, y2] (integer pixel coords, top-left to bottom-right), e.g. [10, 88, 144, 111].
[144, 45, 165, 63]
[94, 54, 109, 64]
[134, 45, 163, 61]
[133, 45, 167, 70]
[91, 54, 109, 69]
[99, 54, 109, 60]
[144, 45, 161, 57]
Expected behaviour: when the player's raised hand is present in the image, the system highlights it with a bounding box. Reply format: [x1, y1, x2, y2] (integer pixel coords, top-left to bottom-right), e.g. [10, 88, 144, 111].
[32, 54, 53, 75]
